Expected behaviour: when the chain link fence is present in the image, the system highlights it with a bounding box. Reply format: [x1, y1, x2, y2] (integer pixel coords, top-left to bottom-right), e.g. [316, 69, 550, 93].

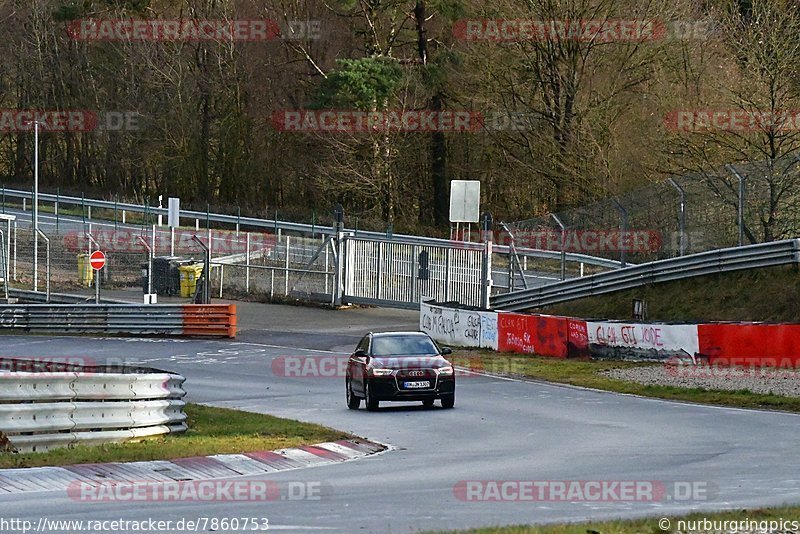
[507, 158, 800, 264]
[1, 219, 335, 304]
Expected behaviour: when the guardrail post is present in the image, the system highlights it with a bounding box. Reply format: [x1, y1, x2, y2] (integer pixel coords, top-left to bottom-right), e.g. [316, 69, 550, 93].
[55, 188, 59, 234]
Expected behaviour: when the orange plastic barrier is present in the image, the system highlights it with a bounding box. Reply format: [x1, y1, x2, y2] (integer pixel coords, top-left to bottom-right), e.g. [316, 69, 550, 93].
[182, 304, 237, 338]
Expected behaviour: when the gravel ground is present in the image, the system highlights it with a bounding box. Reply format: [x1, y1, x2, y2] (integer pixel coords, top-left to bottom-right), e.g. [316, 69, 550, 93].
[602, 364, 800, 397]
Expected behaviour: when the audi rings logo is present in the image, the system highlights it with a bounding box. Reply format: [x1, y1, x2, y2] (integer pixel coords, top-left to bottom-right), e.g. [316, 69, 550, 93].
[408, 370, 425, 377]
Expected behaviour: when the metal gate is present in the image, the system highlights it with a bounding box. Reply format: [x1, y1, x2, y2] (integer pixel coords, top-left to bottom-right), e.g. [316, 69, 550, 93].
[343, 237, 486, 308]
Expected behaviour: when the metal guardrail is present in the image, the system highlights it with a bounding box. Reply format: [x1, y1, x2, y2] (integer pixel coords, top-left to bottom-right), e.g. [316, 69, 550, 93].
[1, 188, 625, 269]
[0, 303, 237, 337]
[8, 288, 129, 304]
[0, 358, 187, 453]
[491, 239, 800, 311]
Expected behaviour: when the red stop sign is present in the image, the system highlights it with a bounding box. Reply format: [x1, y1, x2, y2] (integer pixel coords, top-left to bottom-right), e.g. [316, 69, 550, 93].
[89, 250, 106, 271]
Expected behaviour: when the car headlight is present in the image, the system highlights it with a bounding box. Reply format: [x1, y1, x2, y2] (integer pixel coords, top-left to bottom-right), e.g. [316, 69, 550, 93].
[370, 368, 394, 376]
[436, 366, 454, 376]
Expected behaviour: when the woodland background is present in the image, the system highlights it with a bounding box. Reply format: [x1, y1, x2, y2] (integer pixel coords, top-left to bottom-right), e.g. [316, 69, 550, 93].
[1, 0, 798, 237]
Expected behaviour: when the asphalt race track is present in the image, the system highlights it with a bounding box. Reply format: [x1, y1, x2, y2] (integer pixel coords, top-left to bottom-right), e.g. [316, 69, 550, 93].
[1, 305, 799, 533]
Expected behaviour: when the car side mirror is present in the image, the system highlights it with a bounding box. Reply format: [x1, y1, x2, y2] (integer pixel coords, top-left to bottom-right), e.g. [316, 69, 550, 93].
[441, 347, 453, 355]
[354, 348, 367, 357]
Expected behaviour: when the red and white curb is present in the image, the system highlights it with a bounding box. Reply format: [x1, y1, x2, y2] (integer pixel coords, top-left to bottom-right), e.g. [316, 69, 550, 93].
[0, 439, 389, 494]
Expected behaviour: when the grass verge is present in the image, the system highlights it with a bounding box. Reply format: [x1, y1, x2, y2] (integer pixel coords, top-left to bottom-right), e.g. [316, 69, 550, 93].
[452, 351, 800, 412]
[0, 403, 351, 468]
[426, 505, 800, 533]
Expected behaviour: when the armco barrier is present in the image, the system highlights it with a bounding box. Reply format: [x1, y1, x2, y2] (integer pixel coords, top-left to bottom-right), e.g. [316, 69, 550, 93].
[421, 301, 800, 367]
[0, 358, 187, 453]
[492, 239, 800, 311]
[0, 303, 236, 337]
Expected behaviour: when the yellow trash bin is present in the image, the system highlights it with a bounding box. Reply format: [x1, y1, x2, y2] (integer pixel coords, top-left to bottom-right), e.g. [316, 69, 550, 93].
[178, 263, 204, 298]
[77, 253, 94, 287]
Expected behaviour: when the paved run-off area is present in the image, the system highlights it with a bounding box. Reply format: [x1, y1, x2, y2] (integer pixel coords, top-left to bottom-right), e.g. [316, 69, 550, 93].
[0, 303, 799, 533]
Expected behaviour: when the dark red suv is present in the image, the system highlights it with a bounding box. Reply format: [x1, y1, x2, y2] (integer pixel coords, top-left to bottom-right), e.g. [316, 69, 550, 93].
[345, 331, 456, 411]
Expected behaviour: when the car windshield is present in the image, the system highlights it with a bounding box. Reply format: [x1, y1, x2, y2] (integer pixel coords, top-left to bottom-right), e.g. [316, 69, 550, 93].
[371, 336, 439, 356]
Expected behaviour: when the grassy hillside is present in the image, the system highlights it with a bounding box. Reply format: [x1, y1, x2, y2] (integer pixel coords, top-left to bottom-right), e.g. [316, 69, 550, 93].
[539, 265, 800, 323]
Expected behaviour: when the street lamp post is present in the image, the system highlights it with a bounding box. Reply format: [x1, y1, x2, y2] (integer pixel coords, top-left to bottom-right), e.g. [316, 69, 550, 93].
[33, 120, 39, 292]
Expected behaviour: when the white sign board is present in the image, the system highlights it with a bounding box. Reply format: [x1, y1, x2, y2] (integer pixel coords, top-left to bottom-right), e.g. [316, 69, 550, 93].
[586, 321, 699, 356]
[168, 197, 180, 228]
[449, 180, 480, 223]
[420, 301, 482, 348]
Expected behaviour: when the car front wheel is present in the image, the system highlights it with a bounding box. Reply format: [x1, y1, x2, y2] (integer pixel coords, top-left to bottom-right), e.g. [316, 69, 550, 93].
[346, 379, 361, 410]
[365, 382, 379, 411]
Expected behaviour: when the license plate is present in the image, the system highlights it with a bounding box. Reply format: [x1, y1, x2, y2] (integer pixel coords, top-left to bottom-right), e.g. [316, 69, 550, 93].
[404, 381, 430, 389]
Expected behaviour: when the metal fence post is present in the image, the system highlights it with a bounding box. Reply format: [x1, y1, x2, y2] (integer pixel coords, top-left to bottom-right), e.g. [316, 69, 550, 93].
[411, 244, 418, 303]
[481, 240, 493, 309]
[445, 248, 452, 301]
[551, 214, 567, 280]
[726, 164, 746, 246]
[245, 232, 251, 293]
[668, 178, 687, 255]
[137, 235, 153, 298]
[36, 229, 50, 302]
[191, 235, 210, 304]
[333, 232, 345, 306]
[376, 242, 384, 300]
[284, 235, 290, 296]
[612, 199, 628, 267]
[13, 221, 17, 281]
[219, 265, 224, 299]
